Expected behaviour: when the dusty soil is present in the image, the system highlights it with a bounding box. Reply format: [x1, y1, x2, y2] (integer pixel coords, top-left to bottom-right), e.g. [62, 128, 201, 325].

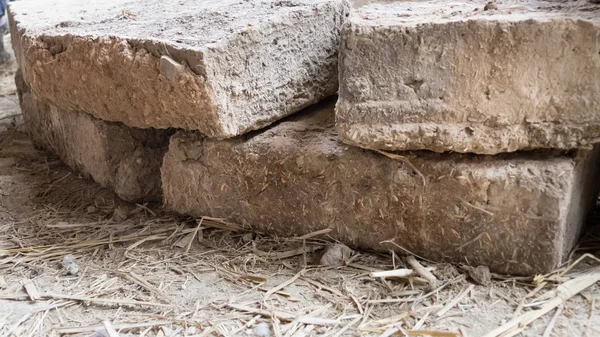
[0, 31, 600, 337]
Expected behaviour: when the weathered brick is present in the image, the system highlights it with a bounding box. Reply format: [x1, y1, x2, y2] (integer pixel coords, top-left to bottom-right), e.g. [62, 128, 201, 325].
[162, 100, 600, 275]
[337, 0, 600, 154]
[9, 0, 348, 137]
[16, 70, 170, 202]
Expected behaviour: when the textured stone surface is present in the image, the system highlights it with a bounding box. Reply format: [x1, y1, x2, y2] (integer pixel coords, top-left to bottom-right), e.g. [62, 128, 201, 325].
[8, 0, 348, 137]
[337, 0, 600, 154]
[162, 100, 600, 275]
[16, 70, 170, 202]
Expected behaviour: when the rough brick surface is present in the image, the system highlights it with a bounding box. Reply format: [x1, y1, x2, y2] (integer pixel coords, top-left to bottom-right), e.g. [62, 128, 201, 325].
[162, 100, 600, 275]
[337, 0, 600, 154]
[8, 0, 348, 137]
[16, 70, 170, 202]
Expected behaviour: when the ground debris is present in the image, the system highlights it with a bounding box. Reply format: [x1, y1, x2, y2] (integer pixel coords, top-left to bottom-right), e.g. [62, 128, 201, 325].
[113, 204, 130, 221]
[0, 112, 599, 336]
[319, 243, 353, 266]
[484, 2, 498, 10]
[253, 322, 272, 336]
[61, 254, 79, 275]
[468, 265, 491, 286]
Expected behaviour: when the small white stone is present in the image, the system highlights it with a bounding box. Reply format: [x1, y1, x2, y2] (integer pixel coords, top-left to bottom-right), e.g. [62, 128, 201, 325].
[253, 322, 272, 337]
[61, 254, 79, 275]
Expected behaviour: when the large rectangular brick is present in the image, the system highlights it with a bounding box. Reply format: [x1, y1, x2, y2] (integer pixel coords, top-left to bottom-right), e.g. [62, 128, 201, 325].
[337, 0, 600, 154]
[15, 70, 170, 202]
[8, 0, 348, 137]
[162, 99, 600, 275]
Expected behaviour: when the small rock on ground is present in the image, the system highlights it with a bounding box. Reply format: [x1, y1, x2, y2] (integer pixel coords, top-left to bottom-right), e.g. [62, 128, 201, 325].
[484, 2, 498, 10]
[469, 265, 491, 286]
[61, 254, 79, 275]
[253, 322, 272, 337]
[113, 204, 130, 221]
[319, 243, 353, 266]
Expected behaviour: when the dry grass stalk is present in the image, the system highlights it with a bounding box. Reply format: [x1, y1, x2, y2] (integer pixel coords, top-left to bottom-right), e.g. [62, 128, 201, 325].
[297, 317, 340, 326]
[103, 320, 120, 337]
[406, 256, 439, 287]
[405, 330, 459, 337]
[54, 321, 172, 334]
[264, 270, 304, 301]
[371, 269, 413, 278]
[295, 228, 332, 240]
[329, 316, 361, 337]
[541, 306, 562, 337]
[282, 304, 332, 335]
[43, 293, 171, 308]
[227, 303, 296, 321]
[512, 281, 547, 318]
[482, 267, 600, 337]
[201, 216, 245, 231]
[185, 217, 204, 253]
[23, 279, 40, 301]
[584, 298, 596, 337]
[412, 312, 430, 330]
[375, 150, 426, 188]
[436, 284, 475, 317]
[302, 277, 345, 297]
[269, 245, 323, 259]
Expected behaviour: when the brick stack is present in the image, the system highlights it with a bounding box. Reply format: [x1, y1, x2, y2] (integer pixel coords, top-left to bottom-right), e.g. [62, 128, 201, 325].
[9, 0, 600, 274]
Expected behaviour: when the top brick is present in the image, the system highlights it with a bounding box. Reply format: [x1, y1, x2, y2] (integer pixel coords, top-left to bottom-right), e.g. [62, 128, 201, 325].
[336, 0, 600, 154]
[8, 0, 349, 137]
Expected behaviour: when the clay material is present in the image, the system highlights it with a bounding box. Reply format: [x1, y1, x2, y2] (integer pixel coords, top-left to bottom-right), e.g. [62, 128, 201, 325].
[337, 0, 600, 154]
[8, 0, 348, 137]
[16, 70, 170, 202]
[162, 99, 600, 275]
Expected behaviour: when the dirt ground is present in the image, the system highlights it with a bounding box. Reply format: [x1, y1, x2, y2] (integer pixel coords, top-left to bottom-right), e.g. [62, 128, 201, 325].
[1, 31, 600, 337]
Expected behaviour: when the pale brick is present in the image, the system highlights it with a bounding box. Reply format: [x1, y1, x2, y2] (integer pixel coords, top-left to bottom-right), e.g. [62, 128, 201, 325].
[9, 0, 348, 137]
[337, 0, 600, 154]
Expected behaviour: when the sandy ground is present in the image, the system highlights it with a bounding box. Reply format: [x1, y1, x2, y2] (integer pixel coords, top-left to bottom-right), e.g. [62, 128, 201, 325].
[0, 30, 600, 337]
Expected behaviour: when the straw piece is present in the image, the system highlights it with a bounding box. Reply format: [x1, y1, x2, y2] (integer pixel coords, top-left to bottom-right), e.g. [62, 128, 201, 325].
[103, 321, 120, 337]
[297, 317, 341, 326]
[406, 256, 439, 287]
[122, 271, 170, 301]
[23, 280, 40, 301]
[406, 330, 459, 337]
[330, 316, 361, 337]
[302, 278, 345, 297]
[542, 306, 562, 337]
[43, 293, 171, 308]
[264, 270, 304, 301]
[54, 321, 171, 334]
[270, 246, 323, 260]
[227, 303, 295, 321]
[482, 267, 600, 337]
[436, 285, 475, 317]
[185, 218, 204, 253]
[295, 228, 332, 240]
[370, 269, 413, 278]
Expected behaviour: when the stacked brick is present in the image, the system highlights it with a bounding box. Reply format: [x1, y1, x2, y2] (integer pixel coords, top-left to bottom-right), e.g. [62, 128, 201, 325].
[9, 0, 600, 274]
